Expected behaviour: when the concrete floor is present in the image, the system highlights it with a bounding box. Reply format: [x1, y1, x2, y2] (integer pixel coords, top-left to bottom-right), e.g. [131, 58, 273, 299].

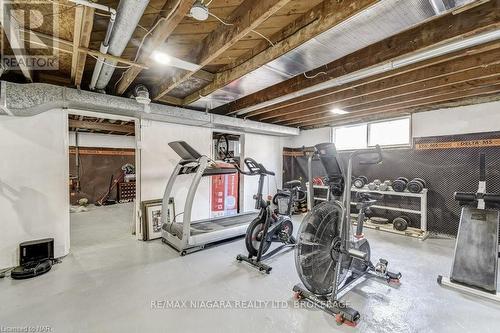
[1, 203, 500, 333]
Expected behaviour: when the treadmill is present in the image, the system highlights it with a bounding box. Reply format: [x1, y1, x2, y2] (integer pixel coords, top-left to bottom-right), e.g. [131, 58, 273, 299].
[160, 141, 257, 255]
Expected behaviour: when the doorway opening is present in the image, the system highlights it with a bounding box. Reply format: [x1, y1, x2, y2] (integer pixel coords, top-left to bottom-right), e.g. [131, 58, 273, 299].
[68, 113, 138, 251]
[211, 132, 242, 218]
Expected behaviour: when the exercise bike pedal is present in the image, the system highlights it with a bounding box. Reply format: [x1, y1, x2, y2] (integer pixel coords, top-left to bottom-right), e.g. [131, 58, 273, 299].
[387, 271, 402, 283]
[335, 314, 358, 327]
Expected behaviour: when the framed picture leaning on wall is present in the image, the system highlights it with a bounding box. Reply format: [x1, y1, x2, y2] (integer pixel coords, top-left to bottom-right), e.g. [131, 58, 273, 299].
[142, 198, 175, 241]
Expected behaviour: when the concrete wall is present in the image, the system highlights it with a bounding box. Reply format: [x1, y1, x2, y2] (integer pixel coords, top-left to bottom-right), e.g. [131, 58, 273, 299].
[243, 133, 283, 212]
[68, 132, 135, 149]
[283, 100, 500, 149]
[140, 120, 212, 222]
[0, 110, 69, 269]
[412, 100, 500, 138]
[284, 127, 331, 148]
[139, 120, 284, 223]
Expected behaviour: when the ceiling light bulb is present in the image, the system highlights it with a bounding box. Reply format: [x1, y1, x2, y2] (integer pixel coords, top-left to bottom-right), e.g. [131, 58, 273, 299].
[190, 1, 209, 21]
[331, 108, 349, 115]
[151, 51, 171, 65]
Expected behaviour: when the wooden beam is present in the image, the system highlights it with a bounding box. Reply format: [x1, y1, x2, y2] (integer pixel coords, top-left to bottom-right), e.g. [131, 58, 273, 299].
[153, 0, 292, 101]
[81, 48, 149, 69]
[20, 29, 73, 54]
[212, 0, 500, 115]
[115, 0, 196, 95]
[1, 7, 33, 81]
[182, 0, 379, 105]
[246, 42, 500, 120]
[71, 5, 84, 81]
[69, 119, 135, 134]
[303, 93, 500, 129]
[268, 47, 500, 124]
[74, 6, 95, 87]
[279, 65, 500, 126]
[296, 83, 500, 128]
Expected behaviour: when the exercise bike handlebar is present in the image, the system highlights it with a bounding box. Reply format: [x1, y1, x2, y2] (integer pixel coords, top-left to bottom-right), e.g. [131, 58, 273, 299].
[235, 157, 275, 176]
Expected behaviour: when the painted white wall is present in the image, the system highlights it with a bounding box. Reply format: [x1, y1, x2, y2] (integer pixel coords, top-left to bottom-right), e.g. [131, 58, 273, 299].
[283, 127, 331, 148]
[68, 132, 135, 149]
[139, 120, 285, 221]
[0, 110, 69, 269]
[140, 120, 212, 222]
[242, 133, 283, 212]
[413, 101, 500, 137]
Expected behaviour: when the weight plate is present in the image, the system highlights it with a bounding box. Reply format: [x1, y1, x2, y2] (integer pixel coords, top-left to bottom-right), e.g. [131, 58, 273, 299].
[407, 179, 425, 193]
[392, 179, 407, 192]
[353, 178, 365, 188]
[393, 216, 410, 231]
[413, 177, 427, 189]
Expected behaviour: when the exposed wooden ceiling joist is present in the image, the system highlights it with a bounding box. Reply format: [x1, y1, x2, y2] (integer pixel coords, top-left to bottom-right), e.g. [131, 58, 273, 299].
[258, 44, 500, 124]
[300, 83, 500, 128]
[182, 0, 378, 105]
[303, 92, 500, 129]
[1, 6, 33, 82]
[69, 119, 135, 134]
[73, 6, 95, 87]
[281, 65, 500, 126]
[153, 0, 293, 101]
[212, 0, 500, 116]
[115, 0, 196, 96]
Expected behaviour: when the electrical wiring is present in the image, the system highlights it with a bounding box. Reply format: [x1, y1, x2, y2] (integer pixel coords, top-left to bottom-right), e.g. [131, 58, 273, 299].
[113, 0, 182, 91]
[209, 12, 274, 47]
[95, 11, 111, 17]
[251, 30, 274, 47]
[303, 71, 327, 79]
[209, 12, 233, 26]
[89, 54, 132, 69]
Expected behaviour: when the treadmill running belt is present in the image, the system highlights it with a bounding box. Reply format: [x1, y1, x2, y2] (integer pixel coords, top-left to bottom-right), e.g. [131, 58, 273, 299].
[190, 213, 257, 235]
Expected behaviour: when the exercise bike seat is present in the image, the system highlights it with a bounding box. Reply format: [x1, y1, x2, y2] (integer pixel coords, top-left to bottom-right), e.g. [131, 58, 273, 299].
[284, 180, 301, 188]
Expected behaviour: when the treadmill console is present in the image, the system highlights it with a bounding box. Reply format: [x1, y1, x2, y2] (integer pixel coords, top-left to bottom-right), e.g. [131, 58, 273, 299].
[169, 141, 202, 161]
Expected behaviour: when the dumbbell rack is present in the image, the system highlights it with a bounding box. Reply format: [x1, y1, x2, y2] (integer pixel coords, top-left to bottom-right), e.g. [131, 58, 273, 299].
[350, 186, 429, 240]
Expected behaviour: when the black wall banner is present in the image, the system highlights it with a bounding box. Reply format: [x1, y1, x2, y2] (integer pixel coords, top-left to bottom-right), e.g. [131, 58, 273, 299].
[283, 131, 500, 236]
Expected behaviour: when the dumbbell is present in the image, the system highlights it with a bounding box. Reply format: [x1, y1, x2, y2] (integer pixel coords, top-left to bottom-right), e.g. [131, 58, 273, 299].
[367, 182, 378, 190]
[393, 216, 411, 231]
[378, 180, 392, 191]
[370, 217, 389, 225]
[353, 176, 368, 189]
[407, 178, 427, 193]
[392, 177, 409, 192]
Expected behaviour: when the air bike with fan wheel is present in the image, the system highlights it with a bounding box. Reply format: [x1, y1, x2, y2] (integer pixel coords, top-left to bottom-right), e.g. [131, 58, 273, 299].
[235, 157, 306, 273]
[292, 143, 402, 327]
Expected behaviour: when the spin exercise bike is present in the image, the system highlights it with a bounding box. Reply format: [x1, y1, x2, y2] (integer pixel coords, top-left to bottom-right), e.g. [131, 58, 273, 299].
[293, 143, 401, 327]
[236, 157, 305, 273]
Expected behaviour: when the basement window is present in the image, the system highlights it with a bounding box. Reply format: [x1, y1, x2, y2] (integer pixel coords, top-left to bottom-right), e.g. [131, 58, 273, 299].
[332, 116, 411, 150]
[333, 124, 368, 150]
[368, 117, 411, 147]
